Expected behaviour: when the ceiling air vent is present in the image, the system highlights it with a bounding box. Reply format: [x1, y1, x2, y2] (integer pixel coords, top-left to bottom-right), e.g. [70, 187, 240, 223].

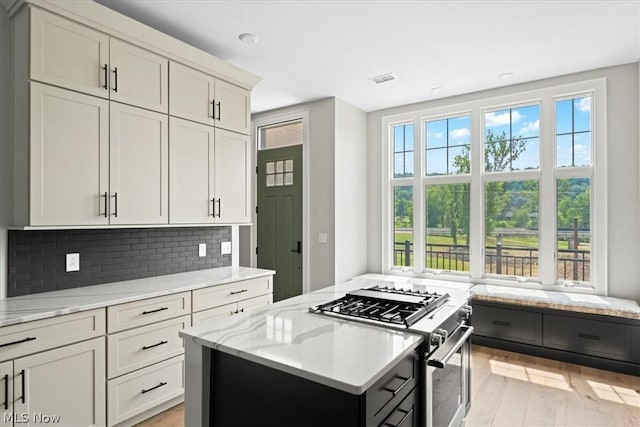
[369, 73, 397, 84]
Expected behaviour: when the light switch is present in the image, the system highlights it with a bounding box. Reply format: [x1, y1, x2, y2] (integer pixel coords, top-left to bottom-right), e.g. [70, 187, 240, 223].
[66, 253, 80, 272]
[221, 241, 232, 255]
[318, 233, 327, 243]
[199, 243, 207, 257]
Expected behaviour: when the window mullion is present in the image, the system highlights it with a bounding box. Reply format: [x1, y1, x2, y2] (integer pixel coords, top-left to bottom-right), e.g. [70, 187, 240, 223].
[413, 119, 425, 273]
[469, 108, 483, 279]
[539, 95, 556, 286]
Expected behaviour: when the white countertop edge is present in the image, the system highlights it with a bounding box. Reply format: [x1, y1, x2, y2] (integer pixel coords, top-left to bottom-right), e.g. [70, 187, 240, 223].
[1, 267, 275, 327]
[183, 334, 424, 395]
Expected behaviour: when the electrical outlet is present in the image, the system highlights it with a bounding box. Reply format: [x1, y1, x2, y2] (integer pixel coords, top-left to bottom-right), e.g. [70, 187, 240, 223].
[66, 253, 80, 272]
[221, 241, 232, 255]
[199, 243, 207, 257]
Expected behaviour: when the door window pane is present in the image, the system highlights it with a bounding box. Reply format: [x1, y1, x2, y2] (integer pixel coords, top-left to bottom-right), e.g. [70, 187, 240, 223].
[394, 186, 413, 267]
[484, 180, 539, 278]
[259, 120, 303, 150]
[425, 184, 470, 272]
[557, 178, 591, 282]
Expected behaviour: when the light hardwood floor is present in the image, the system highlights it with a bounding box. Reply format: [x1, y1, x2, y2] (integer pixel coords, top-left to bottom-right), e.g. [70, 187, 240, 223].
[136, 345, 640, 427]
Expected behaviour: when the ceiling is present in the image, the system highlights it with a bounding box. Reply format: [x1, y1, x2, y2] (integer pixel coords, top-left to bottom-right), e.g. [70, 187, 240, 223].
[96, 0, 640, 114]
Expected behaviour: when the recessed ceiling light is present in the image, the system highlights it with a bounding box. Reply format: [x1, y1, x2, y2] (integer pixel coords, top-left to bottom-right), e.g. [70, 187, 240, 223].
[498, 72, 514, 79]
[431, 86, 444, 92]
[239, 33, 259, 44]
[369, 73, 397, 84]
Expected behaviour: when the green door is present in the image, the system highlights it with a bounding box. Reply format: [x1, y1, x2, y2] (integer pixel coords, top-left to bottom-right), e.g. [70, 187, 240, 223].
[257, 145, 303, 301]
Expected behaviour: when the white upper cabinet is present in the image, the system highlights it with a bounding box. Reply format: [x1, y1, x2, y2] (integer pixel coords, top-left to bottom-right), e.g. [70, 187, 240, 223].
[214, 129, 250, 223]
[215, 79, 250, 135]
[29, 83, 109, 226]
[169, 117, 215, 224]
[110, 103, 169, 225]
[169, 62, 215, 125]
[169, 61, 250, 135]
[30, 7, 110, 98]
[109, 39, 168, 113]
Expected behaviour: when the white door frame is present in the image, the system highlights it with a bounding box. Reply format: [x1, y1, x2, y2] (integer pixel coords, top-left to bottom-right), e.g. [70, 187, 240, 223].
[251, 111, 310, 295]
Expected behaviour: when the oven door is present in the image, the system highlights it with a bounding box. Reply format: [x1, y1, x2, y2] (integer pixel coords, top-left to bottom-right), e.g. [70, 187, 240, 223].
[425, 325, 473, 427]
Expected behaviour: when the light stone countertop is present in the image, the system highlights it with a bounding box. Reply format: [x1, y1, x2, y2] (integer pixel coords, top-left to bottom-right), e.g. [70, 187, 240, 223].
[179, 276, 437, 395]
[0, 267, 275, 327]
[471, 284, 640, 320]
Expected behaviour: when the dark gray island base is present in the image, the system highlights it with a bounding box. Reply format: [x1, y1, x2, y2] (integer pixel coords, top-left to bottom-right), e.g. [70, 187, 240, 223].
[210, 348, 420, 427]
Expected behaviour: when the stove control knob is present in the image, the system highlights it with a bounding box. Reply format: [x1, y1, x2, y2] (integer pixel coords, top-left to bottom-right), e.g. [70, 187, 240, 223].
[458, 305, 473, 321]
[430, 328, 448, 347]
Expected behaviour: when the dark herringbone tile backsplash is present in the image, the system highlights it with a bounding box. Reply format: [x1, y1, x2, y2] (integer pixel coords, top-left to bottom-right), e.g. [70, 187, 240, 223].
[8, 227, 231, 296]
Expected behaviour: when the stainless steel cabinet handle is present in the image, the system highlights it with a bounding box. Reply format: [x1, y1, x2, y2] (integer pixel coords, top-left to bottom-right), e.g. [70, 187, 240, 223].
[492, 320, 511, 327]
[427, 325, 474, 369]
[102, 64, 108, 90]
[216, 101, 221, 121]
[577, 333, 600, 341]
[384, 408, 413, 427]
[0, 336, 36, 348]
[112, 192, 118, 217]
[141, 382, 167, 394]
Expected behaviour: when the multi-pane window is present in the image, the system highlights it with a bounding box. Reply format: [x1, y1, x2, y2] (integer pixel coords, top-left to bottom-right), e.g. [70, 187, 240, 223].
[556, 97, 592, 167]
[425, 116, 471, 175]
[484, 105, 540, 171]
[393, 124, 414, 178]
[386, 80, 604, 291]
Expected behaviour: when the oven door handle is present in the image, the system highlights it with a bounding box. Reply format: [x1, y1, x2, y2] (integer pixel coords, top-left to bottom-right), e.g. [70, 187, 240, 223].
[427, 325, 473, 369]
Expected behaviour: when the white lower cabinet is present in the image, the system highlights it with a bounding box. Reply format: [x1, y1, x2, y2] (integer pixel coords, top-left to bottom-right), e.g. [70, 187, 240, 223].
[107, 355, 184, 427]
[1, 338, 106, 427]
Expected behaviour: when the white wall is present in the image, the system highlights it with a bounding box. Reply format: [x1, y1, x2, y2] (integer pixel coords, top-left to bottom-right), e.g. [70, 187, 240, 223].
[252, 98, 336, 291]
[367, 63, 640, 301]
[0, 9, 11, 299]
[334, 99, 368, 284]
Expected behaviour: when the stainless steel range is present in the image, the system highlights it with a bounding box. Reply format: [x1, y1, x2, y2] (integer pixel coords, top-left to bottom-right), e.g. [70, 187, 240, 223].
[310, 283, 473, 427]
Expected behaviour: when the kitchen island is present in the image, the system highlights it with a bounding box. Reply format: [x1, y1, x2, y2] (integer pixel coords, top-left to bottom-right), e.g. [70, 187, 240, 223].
[179, 274, 474, 426]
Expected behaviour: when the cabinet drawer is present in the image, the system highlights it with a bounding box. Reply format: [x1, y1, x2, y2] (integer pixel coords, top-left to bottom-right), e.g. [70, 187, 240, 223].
[473, 304, 542, 345]
[192, 277, 272, 312]
[107, 355, 184, 426]
[543, 314, 634, 362]
[107, 315, 190, 379]
[238, 294, 273, 312]
[107, 292, 191, 333]
[192, 303, 236, 326]
[379, 387, 417, 427]
[367, 352, 417, 421]
[0, 309, 105, 362]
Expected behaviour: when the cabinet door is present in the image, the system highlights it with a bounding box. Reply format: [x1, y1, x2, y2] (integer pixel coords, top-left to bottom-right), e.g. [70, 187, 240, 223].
[214, 129, 250, 223]
[12, 338, 106, 427]
[30, 8, 109, 98]
[30, 83, 109, 226]
[169, 61, 215, 125]
[169, 117, 215, 224]
[0, 361, 12, 427]
[110, 103, 169, 225]
[109, 39, 168, 113]
[214, 79, 250, 135]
